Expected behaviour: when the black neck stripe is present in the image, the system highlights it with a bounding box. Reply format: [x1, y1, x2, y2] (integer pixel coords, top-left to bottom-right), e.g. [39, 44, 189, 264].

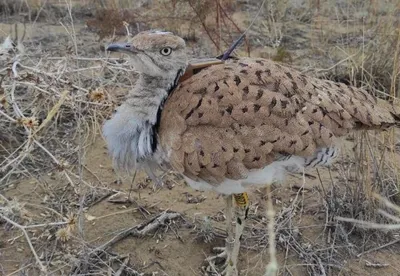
[150, 69, 184, 153]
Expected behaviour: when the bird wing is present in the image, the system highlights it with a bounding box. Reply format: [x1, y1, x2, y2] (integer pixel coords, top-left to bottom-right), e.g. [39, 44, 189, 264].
[159, 57, 399, 184]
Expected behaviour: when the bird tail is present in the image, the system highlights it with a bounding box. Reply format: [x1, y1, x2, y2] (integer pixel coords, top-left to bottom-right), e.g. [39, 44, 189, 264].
[376, 97, 400, 127]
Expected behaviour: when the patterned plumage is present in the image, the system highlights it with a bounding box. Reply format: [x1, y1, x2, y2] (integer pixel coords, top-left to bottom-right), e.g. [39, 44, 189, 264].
[103, 30, 400, 276]
[160, 57, 399, 192]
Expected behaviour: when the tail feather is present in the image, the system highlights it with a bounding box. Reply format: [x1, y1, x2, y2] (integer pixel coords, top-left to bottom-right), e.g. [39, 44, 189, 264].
[376, 98, 400, 127]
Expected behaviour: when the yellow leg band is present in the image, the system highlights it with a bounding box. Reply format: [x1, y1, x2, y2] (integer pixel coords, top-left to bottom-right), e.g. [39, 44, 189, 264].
[233, 192, 249, 208]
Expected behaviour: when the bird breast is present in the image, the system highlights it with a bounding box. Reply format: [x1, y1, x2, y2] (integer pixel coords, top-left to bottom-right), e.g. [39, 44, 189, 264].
[102, 103, 157, 171]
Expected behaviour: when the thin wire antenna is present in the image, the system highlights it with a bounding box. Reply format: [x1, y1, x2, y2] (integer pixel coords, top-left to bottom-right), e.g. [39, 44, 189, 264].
[219, 32, 246, 60]
[220, 0, 268, 60]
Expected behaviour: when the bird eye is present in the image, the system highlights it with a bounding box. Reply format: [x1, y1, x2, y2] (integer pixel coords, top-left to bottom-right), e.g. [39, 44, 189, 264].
[160, 47, 172, 56]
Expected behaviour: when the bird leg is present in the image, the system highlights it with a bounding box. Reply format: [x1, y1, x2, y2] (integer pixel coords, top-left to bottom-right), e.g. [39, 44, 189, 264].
[225, 192, 249, 276]
[225, 194, 235, 263]
[205, 195, 235, 275]
[264, 185, 278, 276]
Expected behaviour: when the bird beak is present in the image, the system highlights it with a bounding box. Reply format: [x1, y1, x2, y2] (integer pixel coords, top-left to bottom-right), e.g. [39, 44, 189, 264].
[106, 43, 138, 53]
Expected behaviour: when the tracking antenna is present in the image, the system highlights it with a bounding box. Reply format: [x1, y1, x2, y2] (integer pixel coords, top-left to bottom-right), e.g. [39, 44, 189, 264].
[178, 0, 269, 84]
[217, 0, 268, 61]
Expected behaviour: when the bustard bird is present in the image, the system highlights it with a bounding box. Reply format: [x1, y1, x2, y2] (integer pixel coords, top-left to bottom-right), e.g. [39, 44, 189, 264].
[103, 30, 400, 275]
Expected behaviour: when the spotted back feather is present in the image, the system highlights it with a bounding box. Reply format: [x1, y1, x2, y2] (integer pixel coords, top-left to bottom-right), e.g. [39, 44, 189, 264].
[159, 58, 400, 184]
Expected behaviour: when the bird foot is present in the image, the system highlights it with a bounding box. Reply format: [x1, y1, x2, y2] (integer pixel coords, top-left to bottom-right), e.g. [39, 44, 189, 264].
[203, 247, 238, 276]
[206, 246, 227, 262]
[152, 179, 164, 191]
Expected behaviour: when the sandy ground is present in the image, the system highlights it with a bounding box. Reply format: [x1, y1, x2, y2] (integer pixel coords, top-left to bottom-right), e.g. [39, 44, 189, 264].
[2, 137, 400, 275]
[1, 2, 400, 275]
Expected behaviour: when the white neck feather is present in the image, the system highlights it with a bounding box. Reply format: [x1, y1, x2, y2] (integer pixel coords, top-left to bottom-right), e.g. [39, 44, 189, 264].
[102, 72, 181, 172]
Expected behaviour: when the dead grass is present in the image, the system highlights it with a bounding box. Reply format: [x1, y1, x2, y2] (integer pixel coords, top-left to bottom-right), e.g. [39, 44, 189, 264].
[307, 0, 400, 252]
[1, 0, 400, 275]
[0, 33, 114, 186]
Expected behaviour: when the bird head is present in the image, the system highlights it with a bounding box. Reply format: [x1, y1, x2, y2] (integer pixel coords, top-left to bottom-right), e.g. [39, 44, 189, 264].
[106, 30, 188, 79]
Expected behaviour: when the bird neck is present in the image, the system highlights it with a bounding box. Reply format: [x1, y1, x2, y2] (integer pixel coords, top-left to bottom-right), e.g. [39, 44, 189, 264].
[137, 73, 179, 94]
[125, 72, 182, 122]
[102, 70, 183, 172]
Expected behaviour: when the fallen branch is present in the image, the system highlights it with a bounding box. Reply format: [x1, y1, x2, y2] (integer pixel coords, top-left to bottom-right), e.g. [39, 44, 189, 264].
[71, 211, 181, 275]
[357, 238, 400, 257]
[114, 255, 130, 276]
[92, 211, 181, 253]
